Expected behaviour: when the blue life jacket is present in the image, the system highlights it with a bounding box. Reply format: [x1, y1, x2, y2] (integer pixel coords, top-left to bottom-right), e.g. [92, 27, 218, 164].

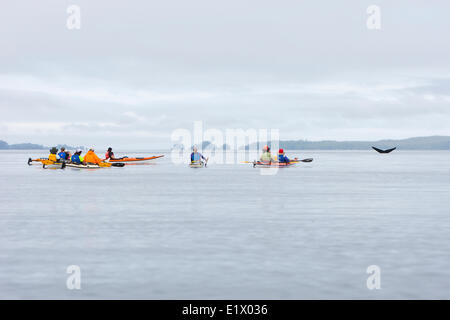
[58, 152, 67, 160]
[191, 152, 206, 161]
[71, 154, 81, 164]
[278, 154, 290, 163]
[191, 152, 202, 162]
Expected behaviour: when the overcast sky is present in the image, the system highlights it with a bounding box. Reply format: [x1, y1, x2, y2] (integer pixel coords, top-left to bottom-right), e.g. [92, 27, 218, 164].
[1, 0, 450, 149]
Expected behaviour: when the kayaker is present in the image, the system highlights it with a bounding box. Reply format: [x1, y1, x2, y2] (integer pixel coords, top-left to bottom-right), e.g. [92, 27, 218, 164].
[278, 148, 290, 163]
[83, 149, 103, 165]
[48, 147, 59, 162]
[104, 147, 127, 160]
[58, 147, 70, 161]
[105, 147, 117, 160]
[260, 145, 273, 162]
[191, 146, 207, 164]
[71, 149, 83, 165]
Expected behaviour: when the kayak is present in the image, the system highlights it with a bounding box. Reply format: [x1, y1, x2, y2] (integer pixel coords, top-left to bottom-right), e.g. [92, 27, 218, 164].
[108, 155, 164, 163]
[243, 158, 313, 168]
[189, 161, 205, 168]
[253, 161, 296, 168]
[65, 163, 103, 169]
[28, 158, 49, 165]
[39, 160, 125, 169]
[43, 162, 65, 169]
[66, 162, 125, 168]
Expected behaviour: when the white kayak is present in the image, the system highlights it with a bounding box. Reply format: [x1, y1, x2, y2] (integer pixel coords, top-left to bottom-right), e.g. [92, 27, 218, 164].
[189, 161, 205, 168]
[65, 163, 104, 169]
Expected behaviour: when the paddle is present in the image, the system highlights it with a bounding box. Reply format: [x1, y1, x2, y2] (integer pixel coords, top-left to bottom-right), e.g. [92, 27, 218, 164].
[111, 163, 125, 167]
[99, 162, 125, 167]
[98, 162, 111, 167]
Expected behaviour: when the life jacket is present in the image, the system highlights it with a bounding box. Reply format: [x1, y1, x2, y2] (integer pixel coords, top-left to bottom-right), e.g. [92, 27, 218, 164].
[278, 154, 289, 163]
[58, 152, 67, 160]
[71, 154, 81, 164]
[105, 151, 114, 159]
[260, 151, 272, 162]
[191, 152, 201, 161]
[48, 154, 57, 162]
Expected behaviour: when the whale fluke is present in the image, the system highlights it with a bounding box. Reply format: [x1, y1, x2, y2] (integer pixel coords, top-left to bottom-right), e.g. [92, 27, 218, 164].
[372, 146, 396, 153]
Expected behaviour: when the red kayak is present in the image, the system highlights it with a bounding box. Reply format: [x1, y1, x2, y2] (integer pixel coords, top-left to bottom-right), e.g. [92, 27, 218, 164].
[108, 155, 164, 163]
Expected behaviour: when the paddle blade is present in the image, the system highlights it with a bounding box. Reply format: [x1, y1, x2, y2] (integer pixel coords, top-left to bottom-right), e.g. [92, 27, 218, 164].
[111, 163, 125, 167]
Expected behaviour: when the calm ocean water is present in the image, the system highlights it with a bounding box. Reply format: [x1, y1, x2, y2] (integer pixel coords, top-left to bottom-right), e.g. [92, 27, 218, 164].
[0, 150, 449, 299]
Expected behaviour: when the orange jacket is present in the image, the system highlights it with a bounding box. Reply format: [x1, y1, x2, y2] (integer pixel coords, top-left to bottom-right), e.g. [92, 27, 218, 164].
[84, 150, 102, 164]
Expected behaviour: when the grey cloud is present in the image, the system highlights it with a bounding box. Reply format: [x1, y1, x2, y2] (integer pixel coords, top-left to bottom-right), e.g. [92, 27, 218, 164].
[1, 0, 450, 148]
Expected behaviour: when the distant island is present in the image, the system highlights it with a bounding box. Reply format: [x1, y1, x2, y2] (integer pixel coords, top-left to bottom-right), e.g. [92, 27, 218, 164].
[3, 136, 450, 151]
[171, 136, 450, 151]
[246, 136, 450, 150]
[0, 140, 85, 150]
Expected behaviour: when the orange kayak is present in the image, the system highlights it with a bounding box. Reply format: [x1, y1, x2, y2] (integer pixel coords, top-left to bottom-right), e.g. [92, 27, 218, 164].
[108, 155, 164, 163]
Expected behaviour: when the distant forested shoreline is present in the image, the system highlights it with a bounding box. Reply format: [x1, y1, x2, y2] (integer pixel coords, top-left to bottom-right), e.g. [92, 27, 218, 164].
[245, 136, 450, 150]
[3, 136, 450, 150]
[0, 140, 83, 150]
